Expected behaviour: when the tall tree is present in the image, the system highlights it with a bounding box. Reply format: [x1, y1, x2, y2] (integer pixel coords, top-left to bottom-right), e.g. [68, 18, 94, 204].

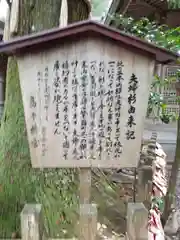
[0, 0, 90, 238]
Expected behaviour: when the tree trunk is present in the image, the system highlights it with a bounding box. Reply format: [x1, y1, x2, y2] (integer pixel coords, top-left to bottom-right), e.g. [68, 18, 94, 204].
[0, 0, 90, 238]
[162, 106, 180, 225]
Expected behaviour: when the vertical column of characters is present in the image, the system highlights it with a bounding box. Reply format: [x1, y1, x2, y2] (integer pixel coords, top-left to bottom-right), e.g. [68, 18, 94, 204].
[126, 73, 138, 140]
[62, 61, 70, 160]
[79, 61, 88, 160]
[71, 60, 79, 160]
[29, 95, 38, 149]
[114, 61, 124, 159]
[97, 61, 105, 160]
[53, 60, 62, 136]
[41, 67, 50, 157]
[44, 67, 50, 121]
[105, 61, 115, 159]
[89, 61, 97, 160]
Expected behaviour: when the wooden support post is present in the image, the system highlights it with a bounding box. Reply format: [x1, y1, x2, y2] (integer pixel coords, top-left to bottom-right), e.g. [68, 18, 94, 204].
[21, 204, 43, 240]
[126, 202, 148, 239]
[80, 204, 97, 240]
[79, 168, 91, 204]
[79, 168, 97, 240]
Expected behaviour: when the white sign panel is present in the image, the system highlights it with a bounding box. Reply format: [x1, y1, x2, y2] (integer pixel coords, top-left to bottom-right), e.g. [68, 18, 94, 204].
[18, 38, 154, 168]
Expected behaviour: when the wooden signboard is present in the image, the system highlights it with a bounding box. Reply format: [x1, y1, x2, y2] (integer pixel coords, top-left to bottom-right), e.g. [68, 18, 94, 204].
[18, 40, 153, 169]
[0, 20, 178, 169]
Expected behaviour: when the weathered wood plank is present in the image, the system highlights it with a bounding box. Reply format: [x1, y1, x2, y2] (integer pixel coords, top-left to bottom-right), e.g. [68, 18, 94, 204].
[17, 36, 154, 168]
[21, 204, 43, 240]
[79, 204, 97, 240]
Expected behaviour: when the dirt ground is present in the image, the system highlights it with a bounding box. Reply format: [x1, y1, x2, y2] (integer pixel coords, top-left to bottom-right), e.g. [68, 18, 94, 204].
[92, 170, 134, 239]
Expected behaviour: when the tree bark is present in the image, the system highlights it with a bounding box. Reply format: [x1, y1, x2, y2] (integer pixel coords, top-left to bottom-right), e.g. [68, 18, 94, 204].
[0, 0, 90, 238]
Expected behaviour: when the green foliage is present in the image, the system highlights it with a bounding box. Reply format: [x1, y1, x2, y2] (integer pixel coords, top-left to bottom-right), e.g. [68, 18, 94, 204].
[111, 15, 180, 122]
[112, 15, 180, 52]
[168, 0, 180, 9]
[147, 74, 178, 122]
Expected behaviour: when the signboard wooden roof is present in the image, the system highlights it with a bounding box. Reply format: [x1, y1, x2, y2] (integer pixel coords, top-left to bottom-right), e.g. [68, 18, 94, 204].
[0, 20, 178, 63]
[0, 20, 178, 169]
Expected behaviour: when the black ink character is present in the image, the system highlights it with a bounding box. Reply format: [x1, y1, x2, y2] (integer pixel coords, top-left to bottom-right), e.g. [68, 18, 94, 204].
[31, 138, 38, 148]
[81, 119, 87, 129]
[30, 96, 36, 108]
[45, 67, 48, 77]
[63, 122, 69, 131]
[128, 94, 136, 104]
[32, 112, 36, 120]
[99, 61, 105, 73]
[80, 139, 87, 150]
[128, 74, 138, 92]
[54, 60, 60, 71]
[115, 118, 120, 126]
[63, 105, 68, 113]
[90, 120, 95, 128]
[126, 130, 135, 140]
[115, 86, 122, 95]
[71, 60, 78, 68]
[128, 105, 136, 114]
[54, 128, 61, 135]
[54, 94, 61, 103]
[62, 61, 69, 69]
[127, 115, 136, 128]
[106, 138, 113, 148]
[55, 120, 60, 127]
[108, 113, 113, 122]
[115, 111, 120, 118]
[63, 152, 68, 160]
[117, 61, 124, 68]
[63, 137, 70, 149]
[128, 84, 138, 92]
[54, 76, 60, 88]
[72, 130, 79, 145]
[98, 141, 103, 156]
[55, 112, 60, 120]
[63, 89, 68, 100]
[73, 148, 78, 156]
[98, 131, 104, 138]
[30, 124, 37, 135]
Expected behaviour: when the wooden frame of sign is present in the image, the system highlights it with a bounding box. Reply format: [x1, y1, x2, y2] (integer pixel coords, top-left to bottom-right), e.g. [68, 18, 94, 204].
[0, 20, 178, 240]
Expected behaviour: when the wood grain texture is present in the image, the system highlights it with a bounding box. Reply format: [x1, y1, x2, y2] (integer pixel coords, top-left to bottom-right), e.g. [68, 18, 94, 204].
[79, 168, 91, 204]
[9, 0, 19, 35]
[79, 204, 97, 240]
[21, 204, 43, 240]
[18, 37, 155, 168]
